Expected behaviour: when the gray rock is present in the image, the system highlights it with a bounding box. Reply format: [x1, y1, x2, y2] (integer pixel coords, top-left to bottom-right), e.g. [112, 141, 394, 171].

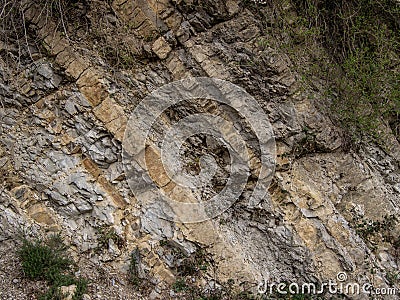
[92, 205, 115, 224]
[47, 189, 71, 206]
[60, 203, 80, 216]
[75, 200, 93, 213]
[394, 183, 400, 194]
[35, 63, 62, 88]
[65, 99, 78, 115]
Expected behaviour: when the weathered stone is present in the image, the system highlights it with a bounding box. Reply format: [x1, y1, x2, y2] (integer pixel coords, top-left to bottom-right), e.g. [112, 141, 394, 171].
[201, 59, 230, 79]
[65, 57, 90, 79]
[60, 284, 76, 300]
[35, 63, 62, 88]
[226, 0, 240, 16]
[164, 12, 183, 31]
[65, 99, 78, 115]
[75, 200, 93, 214]
[27, 204, 56, 226]
[166, 54, 188, 79]
[152, 37, 172, 60]
[145, 146, 171, 187]
[93, 97, 125, 124]
[56, 49, 76, 67]
[79, 83, 108, 107]
[176, 21, 192, 43]
[106, 115, 127, 142]
[2, 2, 398, 297]
[51, 37, 70, 56]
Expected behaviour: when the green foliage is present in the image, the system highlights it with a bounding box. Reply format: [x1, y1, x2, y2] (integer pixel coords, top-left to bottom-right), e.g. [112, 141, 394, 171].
[96, 226, 125, 251]
[331, 46, 399, 144]
[297, 0, 400, 144]
[253, 0, 400, 145]
[18, 234, 87, 300]
[353, 213, 398, 241]
[19, 234, 72, 282]
[172, 278, 189, 292]
[128, 248, 142, 288]
[39, 276, 88, 300]
[385, 270, 400, 286]
[351, 211, 400, 265]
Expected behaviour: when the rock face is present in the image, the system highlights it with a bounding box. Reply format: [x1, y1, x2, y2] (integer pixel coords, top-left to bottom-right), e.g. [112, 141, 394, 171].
[0, 0, 399, 299]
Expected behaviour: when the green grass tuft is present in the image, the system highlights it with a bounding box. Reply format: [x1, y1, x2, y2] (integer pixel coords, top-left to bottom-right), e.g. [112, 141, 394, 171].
[18, 234, 87, 300]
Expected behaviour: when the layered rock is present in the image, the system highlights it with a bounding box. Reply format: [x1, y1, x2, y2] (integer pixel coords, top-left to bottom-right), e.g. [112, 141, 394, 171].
[0, 0, 399, 299]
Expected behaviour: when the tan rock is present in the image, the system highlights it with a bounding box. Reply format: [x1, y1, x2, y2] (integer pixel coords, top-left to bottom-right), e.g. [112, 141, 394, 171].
[82, 158, 102, 179]
[326, 219, 350, 247]
[145, 146, 171, 187]
[106, 115, 127, 142]
[27, 204, 56, 226]
[190, 45, 212, 63]
[114, 125, 127, 142]
[226, 0, 240, 16]
[276, 142, 291, 170]
[167, 185, 197, 203]
[65, 57, 90, 79]
[152, 37, 172, 60]
[315, 251, 343, 280]
[153, 265, 175, 285]
[295, 218, 318, 249]
[180, 222, 257, 283]
[93, 97, 125, 124]
[60, 284, 76, 300]
[166, 55, 188, 79]
[163, 181, 176, 193]
[43, 32, 64, 54]
[81, 157, 127, 208]
[76, 68, 100, 88]
[164, 12, 183, 31]
[147, 0, 170, 13]
[60, 133, 75, 146]
[51, 38, 70, 56]
[201, 59, 230, 80]
[80, 83, 108, 107]
[56, 49, 76, 67]
[92, 96, 127, 140]
[116, 4, 135, 22]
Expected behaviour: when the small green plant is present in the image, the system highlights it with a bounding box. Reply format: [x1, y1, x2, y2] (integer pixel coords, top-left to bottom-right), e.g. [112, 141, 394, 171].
[19, 234, 72, 281]
[293, 127, 318, 158]
[18, 234, 87, 300]
[128, 248, 142, 288]
[385, 271, 400, 287]
[173, 278, 189, 292]
[353, 214, 398, 241]
[351, 211, 400, 259]
[96, 226, 125, 252]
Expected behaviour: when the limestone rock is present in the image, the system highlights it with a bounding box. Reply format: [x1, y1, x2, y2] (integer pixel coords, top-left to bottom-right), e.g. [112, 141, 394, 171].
[60, 284, 77, 300]
[1, 1, 399, 299]
[152, 37, 172, 60]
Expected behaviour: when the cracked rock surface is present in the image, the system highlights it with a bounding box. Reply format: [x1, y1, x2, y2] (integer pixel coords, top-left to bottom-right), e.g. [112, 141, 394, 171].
[0, 0, 399, 299]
